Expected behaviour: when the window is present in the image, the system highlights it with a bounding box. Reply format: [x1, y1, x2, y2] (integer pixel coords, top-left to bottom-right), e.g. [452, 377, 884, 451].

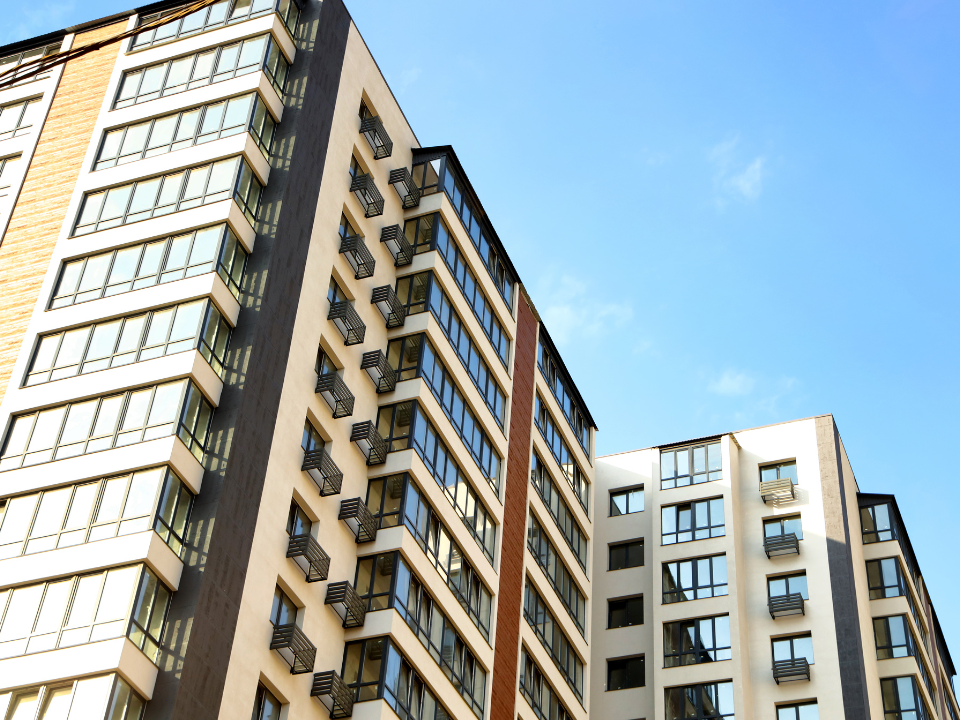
[96, 94, 276, 170]
[252, 683, 282, 720]
[881, 677, 929, 720]
[867, 558, 908, 600]
[665, 682, 734, 720]
[609, 540, 644, 570]
[777, 703, 819, 720]
[50, 224, 247, 308]
[270, 586, 297, 628]
[761, 460, 798, 485]
[664, 615, 731, 667]
[0, 379, 213, 470]
[386, 335, 423, 381]
[530, 454, 588, 570]
[26, 299, 231, 385]
[132, 0, 301, 50]
[874, 615, 920, 659]
[611, 487, 643, 516]
[524, 580, 584, 700]
[772, 634, 814, 665]
[535, 395, 589, 513]
[403, 213, 440, 255]
[768, 573, 809, 600]
[74, 156, 262, 235]
[663, 554, 728, 603]
[527, 514, 586, 634]
[537, 335, 590, 452]
[315, 347, 338, 376]
[0, 154, 21, 198]
[302, 421, 324, 453]
[395, 271, 431, 315]
[287, 501, 311, 537]
[660, 441, 721, 490]
[861, 502, 895, 544]
[607, 596, 643, 629]
[607, 656, 644, 690]
[0, 42, 60, 85]
[764, 515, 803, 540]
[0, 99, 41, 141]
[0, 467, 192, 560]
[348, 154, 362, 181]
[662, 498, 724, 545]
[116, 35, 289, 108]
[328, 276, 348, 304]
[0, 675, 145, 720]
[519, 649, 574, 720]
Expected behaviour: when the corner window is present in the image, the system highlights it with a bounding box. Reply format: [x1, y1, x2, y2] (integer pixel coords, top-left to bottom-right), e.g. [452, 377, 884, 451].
[778, 704, 819, 720]
[664, 615, 731, 667]
[607, 596, 643, 629]
[660, 441, 721, 490]
[663, 555, 728, 603]
[881, 677, 929, 720]
[607, 656, 644, 690]
[609, 540, 643, 571]
[764, 515, 802, 540]
[861, 502, 895, 544]
[610, 487, 643, 516]
[760, 460, 797, 485]
[661, 498, 724, 545]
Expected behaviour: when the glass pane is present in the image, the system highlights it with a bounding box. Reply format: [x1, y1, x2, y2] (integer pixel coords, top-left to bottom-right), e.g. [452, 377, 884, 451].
[95, 566, 139, 622]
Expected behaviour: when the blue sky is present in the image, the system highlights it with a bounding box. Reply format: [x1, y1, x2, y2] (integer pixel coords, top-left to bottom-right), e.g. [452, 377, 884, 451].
[7, 0, 960, 665]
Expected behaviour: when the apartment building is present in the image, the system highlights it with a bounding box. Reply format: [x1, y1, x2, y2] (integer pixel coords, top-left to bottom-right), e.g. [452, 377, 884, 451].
[593, 415, 960, 720]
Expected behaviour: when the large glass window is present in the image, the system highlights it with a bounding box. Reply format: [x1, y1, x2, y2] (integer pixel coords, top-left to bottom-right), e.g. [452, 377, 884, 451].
[663, 554, 728, 603]
[74, 156, 262, 234]
[524, 580, 584, 700]
[760, 460, 798, 485]
[768, 572, 809, 600]
[764, 514, 803, 540]
[881, 677, 929, 720]
[861, 502, 896, 544]
[665, 682, 735, 720]
[609, 540, 643, 571]
[662, 498, 725, 545]
[664, 615, 731, 667]
[527, 514, 586, 635]
[116, 35, 289, 107]
[132, 0, 301, 49]
[610, 486, 643, 516]
[607, 596, 643, 629]
[0, 675, 145, 720]
[0, 98, 42, 141]
[660, 442, 721, 490]
[50, 224, 247, 307]
[26, 299, 231, 385]
[535, 395, 589, 513]
[530, 454, 588, 570]
[537, 336, 590, 452]
[96, 94, 275, 171]
[0, 379, 214, 469]
[0, 564, 169, 662]
[772, 635, 814, 665]
[777, 704, 819, 720]
[0, 467, 192, 559]
[607, 656, 644, 690]
[519, 648, 574, 720]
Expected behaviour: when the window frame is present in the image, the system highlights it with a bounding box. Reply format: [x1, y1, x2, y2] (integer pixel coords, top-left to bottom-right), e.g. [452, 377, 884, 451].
[659, 441, 722, 490]
[608, 539, 644, 571]
[661, 497, 725, 545]
[662, 554, 728, 604]
[610, 486, 643, 516]
[606, 655, 645, 691]
[663, 614, 731, 668]
[607, 595, 643, 629]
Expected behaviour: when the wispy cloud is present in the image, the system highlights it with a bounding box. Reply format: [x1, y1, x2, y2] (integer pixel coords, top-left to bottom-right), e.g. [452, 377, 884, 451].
[705, 368, 801, 423]
[534, 273, 633, 347]
[708, 370, 756, 396]
[709, 135, 767, 208]
[393, 67, 422, 94]
[3, 3, 75, 45]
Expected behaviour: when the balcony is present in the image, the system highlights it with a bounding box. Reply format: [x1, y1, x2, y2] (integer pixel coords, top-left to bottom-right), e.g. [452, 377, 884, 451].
[389, 167, 421, 209]
[287, 534, 331, 583]
[371, 285, 406, 328]
[773, 658, 810, 684]
[316, 372, 356, 419]
[312, 670, 354, 718]
[328, 301, 366, 346]
[350, 173, 384, 218]
[302, 449, 344, 496]
[380, 225, 414, 266]
[324, 581, 367, 628]
[338, 497, 378, 543]
[270, 623, 317, 674]
[760, 478, 797, 505]
[350, 421, 387, 465]
[360, 115, 393, 159]
[764, 533, 800, 558]
[768, 593, 805, 619]
[339, 234, 376, 280]
[361, 350, 397, 394]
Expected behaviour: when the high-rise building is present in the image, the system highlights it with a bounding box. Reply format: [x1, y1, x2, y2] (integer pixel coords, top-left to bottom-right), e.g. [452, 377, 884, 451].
[0, 3, 955, 720]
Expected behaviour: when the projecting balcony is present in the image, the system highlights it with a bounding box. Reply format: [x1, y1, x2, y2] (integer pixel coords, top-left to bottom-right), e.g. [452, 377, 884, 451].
[328, 301, 366, 346]
[350, 173, 384, 217]
[302, 449, 344, 496]
[339, 234, 376, 280]
[338, 496, 378, 543]
[316, 372, 356, 419]
[361, 350, 397, 394]
[350, 421, 387, 465]
[287, 534, 331, 583]
[760, 478, 797, 504]
[312, 670, 354, 718]
[371, 285, 406, 328]
[389, 167, 421, 209]
[270, 623, 317, 674]
[360, 115, 393, 159]
[773, 658, 810, 684]
[764, 533, 800, 558]
[768, 593, 805, 619]
[325, 581, 367, 628]
[380, 225, 414, 266]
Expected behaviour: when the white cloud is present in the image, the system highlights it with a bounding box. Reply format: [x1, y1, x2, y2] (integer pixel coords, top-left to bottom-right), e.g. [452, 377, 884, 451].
[393, 66, 422, 94]
[709, 135, 767, 207]
[534, 273, 633, 347]
[708, 370, 756, 396]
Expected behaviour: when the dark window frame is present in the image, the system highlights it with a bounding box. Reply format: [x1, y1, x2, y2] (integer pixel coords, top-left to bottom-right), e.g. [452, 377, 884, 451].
[610, 486, 643, 516]
[663, 615, 731, 667]
[662, 554, 728, 604]
[661, 497, 725, 545]
[607, 596, 643, 629]
[608, 539, 644, 571]
[607, 655, 645, 691]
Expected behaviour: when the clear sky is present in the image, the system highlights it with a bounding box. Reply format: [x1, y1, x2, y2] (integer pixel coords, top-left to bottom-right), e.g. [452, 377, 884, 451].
[6, 0, 960, 667]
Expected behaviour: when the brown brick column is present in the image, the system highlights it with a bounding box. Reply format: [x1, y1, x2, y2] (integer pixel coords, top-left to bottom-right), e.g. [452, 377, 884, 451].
[0, 21, 125, 404]
[490, 291, 539, 720]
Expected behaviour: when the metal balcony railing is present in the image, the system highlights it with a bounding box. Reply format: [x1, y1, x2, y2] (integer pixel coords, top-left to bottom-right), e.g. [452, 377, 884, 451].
[286, 534, 331, 583]
[350, 421, 387, 465]
[328, 301, 366, 346]
[312, 670, 354, 718]
[338, 497, 378, 543]
[360, 115, 393, 159]
[270, 623, 316, 674]
[760, 478, 797, 504]
[380, 225, 414, 267]
[764, 533, 800, 558]
[316, 372, 355, 419]
[350, 173, 384, 218]
[302, 449, 344, 496]
[339, 234, 376, 280]
[767, 593, 805, 619]
[388, 167, 421, 209]
[324, 581, 367, 628]
[371, 285, 406, 328]
[361, 350, 397, 394]
[773, 658, 810, 684]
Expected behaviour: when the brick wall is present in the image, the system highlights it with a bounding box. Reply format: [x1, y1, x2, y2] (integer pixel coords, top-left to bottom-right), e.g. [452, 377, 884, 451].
[0, 22, 125, 405]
